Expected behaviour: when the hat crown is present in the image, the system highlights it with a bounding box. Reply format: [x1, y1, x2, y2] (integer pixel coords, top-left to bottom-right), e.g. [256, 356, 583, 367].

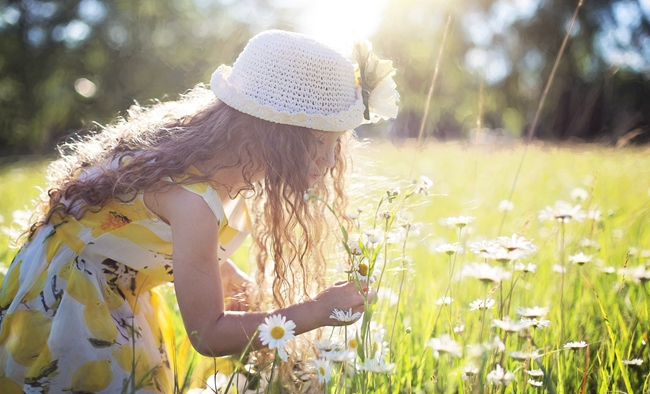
[211, 30, 365, 132]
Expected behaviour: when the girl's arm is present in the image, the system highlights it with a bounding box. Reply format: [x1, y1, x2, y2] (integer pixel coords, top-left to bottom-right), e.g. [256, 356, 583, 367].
[147, 185, 369, 357]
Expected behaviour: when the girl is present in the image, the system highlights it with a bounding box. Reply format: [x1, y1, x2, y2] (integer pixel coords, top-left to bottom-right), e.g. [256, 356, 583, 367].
[0, 30, 397, 392]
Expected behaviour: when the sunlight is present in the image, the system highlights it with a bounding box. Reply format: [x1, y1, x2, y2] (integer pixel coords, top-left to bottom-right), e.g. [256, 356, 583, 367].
[276, 0, 390, 57]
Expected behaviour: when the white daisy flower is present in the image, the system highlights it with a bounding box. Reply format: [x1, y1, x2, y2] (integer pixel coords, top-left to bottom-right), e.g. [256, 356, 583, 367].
[321, 349, 356, 363]
[486, 364, 515, 385]
[498, 200, 515, 212]
[258, 314, 296, 360]
[453, 324, 465, 333]
[444, 215, 476, 228]
[330, 308, 362, 323]
[469, 298, 496, 311]
[563, 341, 588, 350]
[314, 339, 342, 352]
[600, 266, 616, 274]
[578, 238, 601, 250]
[528, 379, 544, 387]
[521, 317, 551, 329]
[552, 264, 567, 273]
[516, 306, 549, 318]
[622, 359, 643, 366]
[538, 201, 586, 223]
[427, 334, 462, 358]
[463, 363, 480, 376]
[357, 359, 396, 374]
[509, 349, 541, 360]
[436, 296, 453, 306]
[568, 252, 593, 265]
[496, 234, 538, 254]
[492, 318, 529, 332]
[618, 265, 650, 282]
[570, 187, 589, 201]
[461, 262, 512, 283]
[525, 369, 544, 377]
[311, 358, 332, 383]
[435, 242, 463, 255]
[514, 262, 537, 273]
[416, 175, 433, 194]
[587, 209, 602, 221]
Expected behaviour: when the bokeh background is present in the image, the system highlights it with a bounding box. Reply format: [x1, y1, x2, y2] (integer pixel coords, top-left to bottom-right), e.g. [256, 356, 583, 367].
[0, 0, 649, 156]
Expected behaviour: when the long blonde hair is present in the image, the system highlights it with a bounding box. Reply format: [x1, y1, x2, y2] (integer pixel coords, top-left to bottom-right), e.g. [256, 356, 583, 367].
[32, 86, 350, 309]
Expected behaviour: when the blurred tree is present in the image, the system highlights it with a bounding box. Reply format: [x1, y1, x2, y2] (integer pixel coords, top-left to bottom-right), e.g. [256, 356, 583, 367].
[0, 0, 295, 155]
[372, 0, 650, 145]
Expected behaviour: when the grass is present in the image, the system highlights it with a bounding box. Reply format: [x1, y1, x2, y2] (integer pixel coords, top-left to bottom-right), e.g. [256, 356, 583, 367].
[1, 141, 649, 393]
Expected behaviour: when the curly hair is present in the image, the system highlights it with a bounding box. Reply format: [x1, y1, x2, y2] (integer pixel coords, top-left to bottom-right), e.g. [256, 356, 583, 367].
[30, 85, 350, 310]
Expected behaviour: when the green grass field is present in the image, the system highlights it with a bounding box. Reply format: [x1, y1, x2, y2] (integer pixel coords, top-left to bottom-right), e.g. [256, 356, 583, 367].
[1, 142, 649, 393]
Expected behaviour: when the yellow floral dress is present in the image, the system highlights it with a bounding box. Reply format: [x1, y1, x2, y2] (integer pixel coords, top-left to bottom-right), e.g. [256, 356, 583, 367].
[0, 175, 251, 393]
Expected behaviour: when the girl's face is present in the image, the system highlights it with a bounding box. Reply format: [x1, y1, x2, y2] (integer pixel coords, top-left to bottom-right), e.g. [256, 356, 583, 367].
[309, 130, 344, 184]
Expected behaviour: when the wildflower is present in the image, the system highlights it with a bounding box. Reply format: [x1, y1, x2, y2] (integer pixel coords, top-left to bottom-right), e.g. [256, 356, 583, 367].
[514, 262, 537, 273]
[427, 334, 462, 358]
[346, 234, 363, 255]
[454, 324, 465, 333]
[587, 209, 602, 221]
[350, 260, 377, 283]
[364, 229, 383, 244]
[469, 240, 500, 256]
[600, 266, 616, 274]
[563, 341, 587, 350]
[311, 358, 332, 383]
[570, 187, 589, 201]
[377, 210, 392, 220]
[461, 262, 512, 283]
[484, 248, 526, 263]
[525, 369, 544, 377]
[618, 265, 650, 282]
[486, 364, 515, 385]
[466, 336, 505, 358]
[528, 379, 543, 387]
[436, 296, 453, 306]
[258, 314, 296, 361]
[509, 349, 541, 360]
[521, 317, 551, 329]
[552, 264, 567, 273]
[415, 175, 433, 194]
[516, 306, 549, 318]
[445, 215, 475, 228]
[321, 349, 356, 362]
[498, 200, 514, 211]
[622, 359, 643, 366]
[578, 238, 600, 250]
[568, 252, 593, 265]
[358, 359, 396, 373]
[538, 200, 586, 223]
[435, 243, 463, 255]
[314, 339, 342, 352]
[496, 234, 538, 254]
[385, 188, 400, 201]
[463, 363, 480, 376]
[492, 318, 529, 332]
[330, 308, 362, 323]
[469, 298, 496, 311]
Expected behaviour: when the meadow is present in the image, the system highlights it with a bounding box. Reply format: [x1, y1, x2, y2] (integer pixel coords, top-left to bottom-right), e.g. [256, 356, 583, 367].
[1, 141, 649, 393]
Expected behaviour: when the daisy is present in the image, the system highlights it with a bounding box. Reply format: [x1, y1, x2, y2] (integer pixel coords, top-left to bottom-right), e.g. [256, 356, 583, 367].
[521, 317, 551, 329]
[570, 187, 589, 201]
[528, 379, 543, 387]
[435, 242, 463, 255]
[357, 359, 396, 374]
[444, 215, 475, 228]
[469, 298, 496, 311]
[516, 306, 549, 318]
[568, 252, 593, 265]
[492, 318, 529, 332]
[427, 334, 462, 358]
[415, 175, 433, 194]
[311, 358, 332, 383]
[587, 209, 602, 221]
[509, 349, 541, 360]
[469, 240, 500, 255]
[258, 314, 296, 361]
[321, 349, 356, 363]
[514, 262, 537, 273]
[435, 296, 453, 306]
[461, 262, 512, 283]
[525, 369, 544, 377]
[496, 234, 538, 254]
[498, 200, 514, 212]
[538, 200, 586, 223]
[578, 238, 601, 250]
[463, 363, 480, 376]
[563, 340, 587, 350]
[330, 308, 362, 323]
[552, 264, 567, 273]
[486, 364, 515, 385]
[622, 359, 643, 366]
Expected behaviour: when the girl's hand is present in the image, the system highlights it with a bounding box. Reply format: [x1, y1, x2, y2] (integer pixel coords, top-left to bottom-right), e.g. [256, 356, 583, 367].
[312, 280, 377, 327]
[220, 259, 252, 311]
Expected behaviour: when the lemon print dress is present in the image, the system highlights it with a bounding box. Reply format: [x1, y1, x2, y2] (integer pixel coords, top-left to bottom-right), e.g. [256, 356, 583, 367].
[0, 172, 251, 393]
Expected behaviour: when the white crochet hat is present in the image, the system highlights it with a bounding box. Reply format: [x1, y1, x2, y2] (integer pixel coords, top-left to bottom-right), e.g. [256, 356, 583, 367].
[210, 30, 365, 132]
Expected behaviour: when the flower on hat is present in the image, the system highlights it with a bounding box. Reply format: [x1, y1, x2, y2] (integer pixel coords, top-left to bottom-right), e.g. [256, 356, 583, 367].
[353, 40, 399, 122]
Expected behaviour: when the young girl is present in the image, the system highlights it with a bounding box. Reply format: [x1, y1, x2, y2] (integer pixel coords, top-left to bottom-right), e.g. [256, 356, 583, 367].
[0, 30, 397, 392]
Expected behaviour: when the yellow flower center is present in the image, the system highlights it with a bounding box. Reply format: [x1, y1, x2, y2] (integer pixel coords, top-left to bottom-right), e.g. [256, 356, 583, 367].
[271, 326, 285, 340]
[319, 367, 326, 376]
[349, 338, 358, 349]
[358, 263, 368, 277]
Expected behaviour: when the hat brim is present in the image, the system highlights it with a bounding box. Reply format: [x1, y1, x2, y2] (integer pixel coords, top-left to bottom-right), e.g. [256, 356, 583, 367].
[210, 65, 365, 132]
